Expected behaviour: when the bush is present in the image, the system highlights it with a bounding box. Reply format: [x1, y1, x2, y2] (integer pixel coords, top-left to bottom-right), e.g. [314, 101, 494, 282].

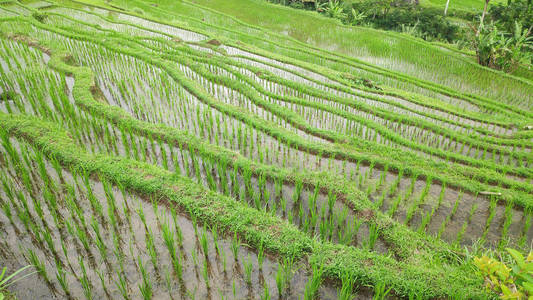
[467, 21, 533, 73]
[489, 0, 533, 35]
[474, 248, 533, 299]
[132, 7, 144, 15]
[31, 12, 47, 23]
[352, 2, 459, 41]
[267, 0, 459, 42]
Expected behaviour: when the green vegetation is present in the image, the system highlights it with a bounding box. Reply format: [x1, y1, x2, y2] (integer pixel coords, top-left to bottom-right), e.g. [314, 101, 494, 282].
[0, 0, 531, 299]
[475, 248, 533, 299]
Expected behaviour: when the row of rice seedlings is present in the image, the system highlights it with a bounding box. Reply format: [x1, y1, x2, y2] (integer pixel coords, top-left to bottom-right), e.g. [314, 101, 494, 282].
[76, 5, 208, 42]
[44, 7, 171, 39]
[2, 2, 31, 16]
[370, 160, 532, 248]
[453, 202, 479, 247]
[180, 48, 525, 156]
[498, 202, 516, 250]
[51, 28, 327, 146]
[25, 1, 53, 9]
[57, 33, 331, 155]
[0, 38, 102, 140]
[0, 67, 114, 158]
[15, 21, 528, 248]
[36, 0, 533, 114]
[518, 210, 532, 249]
[43, 13, 106, 35]
[172, 48, 532, 172]
[172, 56, 331, 145]
[479, 197, 499, 245]
[218, 44, 479, 113]
[212, 65, 530, 176]
[404, 177, 432, 226]
[229, 64, 530, 163]
[217, 42, 526, 126]
[437, 192, 462, 240]
[0, 6, 19, 17]
[0, 38, 49, 70]
[416, 183, 446, 234]
[224, 55, 513, 139]
[26, 22, 533, 205]
[0, 136, 342, 299]
[63, 94, 527, 251]
[265, 92, 526, 168]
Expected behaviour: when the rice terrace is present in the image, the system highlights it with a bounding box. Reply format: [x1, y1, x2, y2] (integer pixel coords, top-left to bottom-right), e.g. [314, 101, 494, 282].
[0, 0, 532, 299]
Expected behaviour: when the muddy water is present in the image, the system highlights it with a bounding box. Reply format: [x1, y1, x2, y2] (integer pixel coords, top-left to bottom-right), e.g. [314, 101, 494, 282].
[0, 139, 353, 299]
[369, 169, 531, 249]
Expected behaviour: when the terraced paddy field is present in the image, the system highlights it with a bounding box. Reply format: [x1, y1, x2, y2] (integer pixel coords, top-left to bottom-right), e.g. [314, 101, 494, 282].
[0, 0, 532, 299]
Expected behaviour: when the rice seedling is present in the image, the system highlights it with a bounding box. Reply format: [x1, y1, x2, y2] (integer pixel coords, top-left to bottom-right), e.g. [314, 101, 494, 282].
[304, 264, 324, 300]
[338, 271, 356, 300]
[145, 227, 158, 270]
[78, 258, 93, 299]
[200, 227, 209, 258]
[25, 248, 49, 284]
[231, 232, 240, 261]
[244, 254, 253, 285]
[138, 256, 153, 300]
[54, 262, 70, 298]
[114, 269, 130, 300]
[373, 282, 392, 300]
[365, 223, 380, 250]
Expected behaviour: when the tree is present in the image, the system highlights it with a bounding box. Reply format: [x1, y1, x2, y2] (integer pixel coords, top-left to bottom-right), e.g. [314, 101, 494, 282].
[444, 0, 450, 16]
[468, 21, 533, 72]
[479, 0, 491, 32]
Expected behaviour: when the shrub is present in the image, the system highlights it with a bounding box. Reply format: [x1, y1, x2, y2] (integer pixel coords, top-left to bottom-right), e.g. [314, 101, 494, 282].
[31, 12, 47, 23]
[474, 248, 533, 299]
[132, 7, 144, 15]
[489, 0, 533, 35]
[352, 3, 459, 41]
[467, 21, 533, 72]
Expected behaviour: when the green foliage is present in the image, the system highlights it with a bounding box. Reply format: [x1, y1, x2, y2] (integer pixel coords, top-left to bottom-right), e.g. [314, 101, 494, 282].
[468, 21, 533, 72]
[474, 248, 533, 299]
[325, 1, 347, 19]
[31, 12, 47, 23]
[351, 1, 459, 41]
[349, 8, 366, 25]
[489, 0, 533, 36]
